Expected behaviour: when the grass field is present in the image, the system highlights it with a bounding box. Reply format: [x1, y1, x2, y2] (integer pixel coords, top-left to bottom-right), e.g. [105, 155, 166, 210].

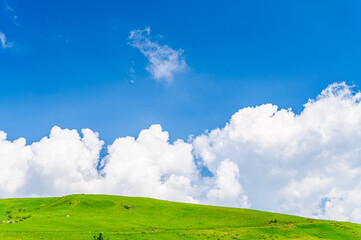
[0, 194, 360, 239]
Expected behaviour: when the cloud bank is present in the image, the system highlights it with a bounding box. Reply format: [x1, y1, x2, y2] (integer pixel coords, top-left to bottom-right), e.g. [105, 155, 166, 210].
[128, 27, 187, 82]
[2, 82, 361, 223]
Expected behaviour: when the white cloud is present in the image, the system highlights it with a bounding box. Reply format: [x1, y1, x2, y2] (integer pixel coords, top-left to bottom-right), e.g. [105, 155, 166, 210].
[128, 27, 187, 82]
[0, 32, 14, 49]
[0, 132, 31, 196]
[205, 159, 250, 208]
[3, 82, 361, 223]
[100, 124, 198, 203]
[26, 126, 104, 196]
[193, 82, 361, 223]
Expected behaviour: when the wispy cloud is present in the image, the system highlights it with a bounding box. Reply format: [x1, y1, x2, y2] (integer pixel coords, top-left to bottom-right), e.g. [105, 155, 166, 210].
[4, 0, 19, 26]
[48, 33, 70, 44]
[0, 32, 13, 49]
[128, 27, 187, 82]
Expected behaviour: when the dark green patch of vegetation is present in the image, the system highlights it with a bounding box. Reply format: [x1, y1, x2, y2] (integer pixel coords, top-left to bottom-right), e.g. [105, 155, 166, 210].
[2, 208, 31, 224]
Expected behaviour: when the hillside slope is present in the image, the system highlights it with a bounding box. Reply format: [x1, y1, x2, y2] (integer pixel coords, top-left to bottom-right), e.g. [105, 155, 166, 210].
[0, 194, 360, 239]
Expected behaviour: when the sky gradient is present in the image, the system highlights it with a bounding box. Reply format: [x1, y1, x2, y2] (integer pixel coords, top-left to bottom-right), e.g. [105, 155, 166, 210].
[2, 0, 361, 223]
[1, 0, 361, 143]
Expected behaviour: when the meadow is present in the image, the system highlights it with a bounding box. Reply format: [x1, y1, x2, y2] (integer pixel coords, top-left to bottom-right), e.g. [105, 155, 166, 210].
[0, 194, 360, 239]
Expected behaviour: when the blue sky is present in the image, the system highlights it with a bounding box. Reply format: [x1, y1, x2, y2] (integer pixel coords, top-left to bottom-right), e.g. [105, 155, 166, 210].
[4, 1, 361, 222]
[1, 0, 361, 144]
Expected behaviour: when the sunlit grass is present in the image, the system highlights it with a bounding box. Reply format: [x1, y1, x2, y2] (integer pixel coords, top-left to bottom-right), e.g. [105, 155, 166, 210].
[0, 194, 360, 239]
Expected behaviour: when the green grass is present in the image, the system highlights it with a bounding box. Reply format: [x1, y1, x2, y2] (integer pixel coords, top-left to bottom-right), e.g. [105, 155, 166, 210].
[0, 194, 360, 239]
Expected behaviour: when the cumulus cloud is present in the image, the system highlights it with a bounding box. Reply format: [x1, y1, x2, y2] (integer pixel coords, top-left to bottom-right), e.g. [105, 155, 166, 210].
[0, 132, 31, 195]
[26, 127, 104, 196]
[193, 82, 361, 223]
[205, 159, 250, 208]
[100, 124, 198, 202]
[0, 32, 13, 49]
[3, 82, 361, 223]
[128, 27, 187, 82]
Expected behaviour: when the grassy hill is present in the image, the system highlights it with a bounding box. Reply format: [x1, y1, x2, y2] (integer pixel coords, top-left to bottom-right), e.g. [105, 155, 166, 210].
[0, 194, 360, 239]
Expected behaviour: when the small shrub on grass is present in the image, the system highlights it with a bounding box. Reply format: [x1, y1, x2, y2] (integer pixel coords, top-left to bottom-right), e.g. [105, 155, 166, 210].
[93, 233, 104, 240]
